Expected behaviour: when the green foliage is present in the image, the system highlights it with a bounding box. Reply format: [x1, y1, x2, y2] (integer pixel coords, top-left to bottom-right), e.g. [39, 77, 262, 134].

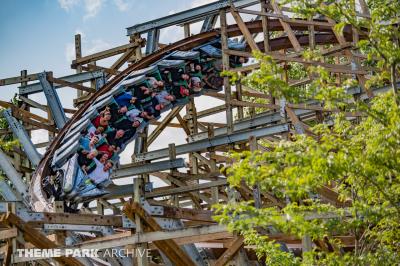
[215, 91, 400, 265]
[214, 1, 400, 264]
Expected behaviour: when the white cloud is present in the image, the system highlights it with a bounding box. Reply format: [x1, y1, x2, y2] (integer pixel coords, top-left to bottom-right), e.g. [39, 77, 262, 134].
[159, 26, 182, 44]
[58, 0, 79, 11]
[190, 0, 217, 8]
[83, 0, 104, 20]
[58, 0, 104, 19]
[65, 28, 111, 63]
[86, 39, 112, 54]
[113, 0, 130, 11]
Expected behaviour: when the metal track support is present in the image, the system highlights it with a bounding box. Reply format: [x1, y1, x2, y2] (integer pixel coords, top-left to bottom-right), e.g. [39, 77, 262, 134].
[3, 109, 42, 166]
[0, 149, 29, 203]
[38, 72, 67, 129]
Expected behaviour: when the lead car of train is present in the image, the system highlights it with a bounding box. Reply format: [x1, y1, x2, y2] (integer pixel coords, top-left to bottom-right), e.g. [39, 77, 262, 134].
[41, 39, 247, 212]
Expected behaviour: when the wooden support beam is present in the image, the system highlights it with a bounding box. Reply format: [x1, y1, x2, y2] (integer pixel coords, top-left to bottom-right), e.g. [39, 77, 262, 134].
[220, 9, 234, 134]
[71, 224, 229, 250]
[0, 212, 83, 266]
[11, 111, 57, 133]
[196, 104, 228, 119]
[156, 172, 214, 205]
[0, 101, 50, 124]
[19, 95, 76, 114]
[47, 76, 96, 93]
[230, 99, 278, 109]
[270, 1, 302, 52]
[0, 228, 18, 241]
[123, 201, 196, 266]
[176, 113, 191, 135]
[106, 48, 136, 78]
[71, 40, 142, 68]
[320, 4, 371, 97]
[230, 7, 260, 52]
[260, 0, 270, 52]
[1, 103, 58, 133]
[145, 179, 227, 198]
[0, 242, 12, 266]
[82, 64, 121, 76]
[154, 205, 214, 222]
[214, 236, 245, 266]
[147, 106, 183, 146]
[231, 55, 368, 75]
[0, 72, 51, 86]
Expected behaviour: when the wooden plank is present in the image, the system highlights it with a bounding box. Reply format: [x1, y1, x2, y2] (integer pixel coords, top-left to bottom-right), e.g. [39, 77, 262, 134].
[230, 99, 278, 109]
[123, 201, 196, 266]
[270, 1, 302, 52]
[231, 54, 368, 75]
[0, 213, 83, 266]
[230, 7, 260, 51]
[1, 242, 12, 266]
[71, 41, 142, 67]
[106, 48, 136, 78]
[0, 101, 50, 124]
[19, 95, 76, 114]
[236, 8, 336, 27]
[196, 104, 228, 119]
[176, 113, 191, 135]
[156, 205, 214, 222]
[82, 64, 121, 76]
[25, 212, 123, 227]
[0, 228, 18, 240]
[214, 236, 245, 266]
[147, 106, 183, 146]
[71, 224, 228, 250]
[260, 0, 270, 52]
[11, 111, 57, 133]
[48, 76, 96, 93]
[0, 72, 51, 86]
[145, 179, 227, 198]
[155, 172, 214, 205]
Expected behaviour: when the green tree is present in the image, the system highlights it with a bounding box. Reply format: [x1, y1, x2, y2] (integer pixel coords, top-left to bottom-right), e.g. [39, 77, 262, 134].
[214, 1, 400, 265]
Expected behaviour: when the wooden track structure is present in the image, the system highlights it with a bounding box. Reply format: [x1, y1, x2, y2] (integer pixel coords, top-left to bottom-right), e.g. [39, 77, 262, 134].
[0, 0, 374, 265]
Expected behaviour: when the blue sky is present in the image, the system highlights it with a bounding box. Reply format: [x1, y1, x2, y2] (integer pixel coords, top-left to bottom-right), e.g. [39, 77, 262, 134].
[0, 0, 215, 102]
[0, 0, 224, 153]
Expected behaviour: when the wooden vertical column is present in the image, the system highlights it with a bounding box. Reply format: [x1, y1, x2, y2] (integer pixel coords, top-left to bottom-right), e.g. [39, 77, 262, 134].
[184, 23, 201, 208]
[186, 101, 200, 208]
[53, 201, 66, 246]
[169, 143, 179, 207]
[220, 9, 233, 134]
[308, 17, 315, 50]
[96, 200, 104, 215]
[132, 124, 149, 265]
[134, 178, 148, 266]
[260, 0, 270, 52]
[9, 203, 24, 265]
[75, 34, 83, 98]
[183, 23, 191, 38]
[208, 125, 219, 204]
[129, 34, 143, 64]
[236, 82, 244, 119]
